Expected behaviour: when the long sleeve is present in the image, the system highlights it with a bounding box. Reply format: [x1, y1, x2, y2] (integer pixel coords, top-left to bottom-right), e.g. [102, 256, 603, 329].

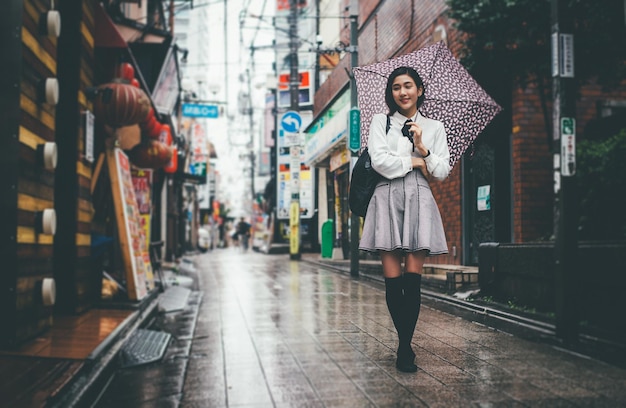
[423, 121, 450, 181]
[368, 114, 413, 180]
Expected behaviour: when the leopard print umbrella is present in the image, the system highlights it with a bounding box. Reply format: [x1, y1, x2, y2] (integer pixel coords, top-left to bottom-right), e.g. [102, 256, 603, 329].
[353, 41, 502, 168]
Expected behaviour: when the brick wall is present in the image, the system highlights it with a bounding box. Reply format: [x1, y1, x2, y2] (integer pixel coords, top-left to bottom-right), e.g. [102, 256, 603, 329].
[314, 0, 626, 264]
[511, 85, 553, 242]
[315, 0, 466, 264]
[315, 0, 449, 116]
[511, 79, 626, 242]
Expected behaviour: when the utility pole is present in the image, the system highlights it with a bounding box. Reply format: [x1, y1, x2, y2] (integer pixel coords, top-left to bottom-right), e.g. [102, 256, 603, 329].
[169, 0, 175, 35]
[551, 0, 579, 343]
[348, 0, 360, 277]
[246, 68, 255, 201]
[224, 0, 229, 113]
[288, 0, 301, 260]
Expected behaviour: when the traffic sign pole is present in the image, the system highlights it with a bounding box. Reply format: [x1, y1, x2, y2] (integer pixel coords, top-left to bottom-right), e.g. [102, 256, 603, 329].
[288, 0, 301, 260]
[552, 0, 579, 343]
[349, 0, 360, 278]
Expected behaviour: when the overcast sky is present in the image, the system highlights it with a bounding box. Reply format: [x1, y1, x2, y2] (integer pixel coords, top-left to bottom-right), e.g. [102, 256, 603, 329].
[183, 0, 277, 217]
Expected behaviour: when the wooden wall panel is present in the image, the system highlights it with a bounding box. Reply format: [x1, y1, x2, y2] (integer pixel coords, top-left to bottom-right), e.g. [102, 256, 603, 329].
[75, 2, 96, 313]
[53, 0, 96, 314]
[4, 0, 60, 347]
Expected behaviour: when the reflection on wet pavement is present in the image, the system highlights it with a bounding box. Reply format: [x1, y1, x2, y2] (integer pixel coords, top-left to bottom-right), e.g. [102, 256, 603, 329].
[180, 249, 626, 407]
[95, 249, 626, 407]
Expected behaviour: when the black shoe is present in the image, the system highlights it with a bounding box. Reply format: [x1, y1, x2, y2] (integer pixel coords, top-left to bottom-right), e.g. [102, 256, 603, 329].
[396, 356, 418, 373]
[396, 348, 417, 373]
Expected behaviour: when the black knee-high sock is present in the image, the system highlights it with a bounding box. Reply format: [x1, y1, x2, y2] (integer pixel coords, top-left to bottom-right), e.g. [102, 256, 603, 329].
[401, 273, 422, 352]
[384, 277, 405, 342]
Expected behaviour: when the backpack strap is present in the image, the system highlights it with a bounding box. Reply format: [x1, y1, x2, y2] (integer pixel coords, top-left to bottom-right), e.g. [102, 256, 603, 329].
[385, 115, 391, 134]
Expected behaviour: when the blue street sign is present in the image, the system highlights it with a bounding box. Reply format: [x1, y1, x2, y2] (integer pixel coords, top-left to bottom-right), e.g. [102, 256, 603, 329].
[280, 111, 302, 133]
[182, 103, 219, 118]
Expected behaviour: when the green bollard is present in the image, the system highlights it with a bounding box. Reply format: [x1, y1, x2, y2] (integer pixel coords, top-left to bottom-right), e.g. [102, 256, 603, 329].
[321, 219, 334, 258]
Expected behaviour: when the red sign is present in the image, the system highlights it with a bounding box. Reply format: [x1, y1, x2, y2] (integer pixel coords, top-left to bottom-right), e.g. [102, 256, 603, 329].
[278, 71, 310, 90]
[277, 0, 307, 11]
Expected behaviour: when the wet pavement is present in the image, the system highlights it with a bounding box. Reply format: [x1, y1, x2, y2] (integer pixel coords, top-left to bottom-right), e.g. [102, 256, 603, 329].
[95, 248, 626, 407]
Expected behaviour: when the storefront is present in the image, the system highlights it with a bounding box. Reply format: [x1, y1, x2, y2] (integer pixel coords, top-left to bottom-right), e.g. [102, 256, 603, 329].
[304, 91, 351, 258]
[89, 0, 191, 305]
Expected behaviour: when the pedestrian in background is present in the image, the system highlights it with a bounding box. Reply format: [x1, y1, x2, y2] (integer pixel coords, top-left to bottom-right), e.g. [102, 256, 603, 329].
[359, 66, 450, 372]
[235, 217, 252, 251]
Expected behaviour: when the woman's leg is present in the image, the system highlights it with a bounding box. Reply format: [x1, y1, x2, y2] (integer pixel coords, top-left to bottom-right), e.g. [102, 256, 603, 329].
[380, 251, 416, 372]
[380, 250, 403, 278]
[381, 252, 403, 338]
[401, 250, 427, 362]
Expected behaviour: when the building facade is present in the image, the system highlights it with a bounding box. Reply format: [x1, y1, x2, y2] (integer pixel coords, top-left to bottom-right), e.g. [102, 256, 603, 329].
[305, 0, 626, 267]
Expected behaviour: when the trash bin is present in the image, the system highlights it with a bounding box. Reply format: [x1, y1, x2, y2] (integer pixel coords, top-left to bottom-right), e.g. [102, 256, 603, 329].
[321, 219, 334, 258]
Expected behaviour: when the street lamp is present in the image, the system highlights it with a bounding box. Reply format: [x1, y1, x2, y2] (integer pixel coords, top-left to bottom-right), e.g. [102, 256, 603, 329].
[208, 82, 221, 98]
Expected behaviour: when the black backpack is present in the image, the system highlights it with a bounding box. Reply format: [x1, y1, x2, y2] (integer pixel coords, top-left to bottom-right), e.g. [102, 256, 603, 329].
[349, 115, 391, 217]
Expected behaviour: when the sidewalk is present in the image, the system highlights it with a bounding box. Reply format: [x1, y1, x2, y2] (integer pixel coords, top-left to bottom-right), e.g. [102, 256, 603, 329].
[96, 249, 626, 407]
[302, 252, 626, 368]
[6, 249, 626, 406]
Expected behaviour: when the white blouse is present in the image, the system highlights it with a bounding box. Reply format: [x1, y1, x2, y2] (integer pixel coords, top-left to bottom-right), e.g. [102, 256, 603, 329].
[368, 111, 451, 181]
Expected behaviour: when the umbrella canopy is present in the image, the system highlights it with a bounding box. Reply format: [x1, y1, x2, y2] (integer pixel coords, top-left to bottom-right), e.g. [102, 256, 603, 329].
[353, 41, 502, 168]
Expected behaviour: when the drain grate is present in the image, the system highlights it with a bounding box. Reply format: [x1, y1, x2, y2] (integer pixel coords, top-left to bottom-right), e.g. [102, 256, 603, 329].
[158, 286, 191, 313]
[119, 329, 171, 368]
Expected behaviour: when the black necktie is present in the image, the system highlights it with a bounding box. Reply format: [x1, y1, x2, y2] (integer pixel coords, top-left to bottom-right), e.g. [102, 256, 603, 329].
[402, 120, 415, 151]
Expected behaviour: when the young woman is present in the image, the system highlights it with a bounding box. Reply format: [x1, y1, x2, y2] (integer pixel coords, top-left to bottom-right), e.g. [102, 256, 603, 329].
[359, 66, 451, 372]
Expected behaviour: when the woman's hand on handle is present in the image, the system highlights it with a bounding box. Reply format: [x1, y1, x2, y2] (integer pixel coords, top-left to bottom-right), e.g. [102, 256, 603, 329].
[411, 157, 428, 178]
[408, 122, 428, 157]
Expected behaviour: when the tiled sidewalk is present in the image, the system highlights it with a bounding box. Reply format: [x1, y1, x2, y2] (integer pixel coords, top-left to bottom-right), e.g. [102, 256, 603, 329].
[180, 250, 626, 407]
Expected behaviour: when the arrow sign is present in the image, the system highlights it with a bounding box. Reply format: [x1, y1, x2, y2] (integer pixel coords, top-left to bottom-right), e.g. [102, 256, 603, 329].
[280, 111, 302, 133]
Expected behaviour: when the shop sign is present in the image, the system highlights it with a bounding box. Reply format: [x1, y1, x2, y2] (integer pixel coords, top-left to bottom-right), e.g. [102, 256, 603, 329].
[152, 47, 180, 115]
[277, 71, 313, 108]
[182, 103, 219, 118]
[329, 148, 349, 172]
[348, 107, 360, 152]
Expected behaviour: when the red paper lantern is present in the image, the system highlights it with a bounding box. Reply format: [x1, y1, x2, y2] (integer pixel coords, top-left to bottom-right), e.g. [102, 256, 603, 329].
[130, 78, 140, 88]
[127, 140, 173, 169]
[141, 107, 155, 124]
[148, 122, 162, 139]
[142, 118, 161, 138]
[158, 124, 172, 145]
[115, 62, 135, 81]
[93, 82, 150, 127]
[164, 147, 178, 173]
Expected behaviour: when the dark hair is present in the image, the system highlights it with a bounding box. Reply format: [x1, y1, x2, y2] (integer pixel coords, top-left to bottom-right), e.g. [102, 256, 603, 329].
[385, 66, 426, 115]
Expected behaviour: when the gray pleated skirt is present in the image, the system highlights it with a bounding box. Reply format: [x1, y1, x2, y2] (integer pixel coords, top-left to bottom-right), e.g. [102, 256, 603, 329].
[359, 169, 448, 255]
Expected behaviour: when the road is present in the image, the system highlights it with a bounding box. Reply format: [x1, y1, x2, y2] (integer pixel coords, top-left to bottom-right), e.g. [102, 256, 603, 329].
[94, 248, 626, 407]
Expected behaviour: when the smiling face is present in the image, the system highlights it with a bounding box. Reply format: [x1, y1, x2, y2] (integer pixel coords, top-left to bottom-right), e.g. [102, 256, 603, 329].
[392, 74, 423, 117]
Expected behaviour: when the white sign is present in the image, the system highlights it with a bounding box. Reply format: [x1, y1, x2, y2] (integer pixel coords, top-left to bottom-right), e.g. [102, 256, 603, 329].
[277, 111, 314, 220]
[551, 32, 559, 77]
[284, 132, 301, 147]
[477, 185, 491, 211]
[290, 146, 301, 194]
[84, 110, 94, 162]
[561, 117, 576, 176]
[561, 135, 576, 176]
[560, 34, 574, 78]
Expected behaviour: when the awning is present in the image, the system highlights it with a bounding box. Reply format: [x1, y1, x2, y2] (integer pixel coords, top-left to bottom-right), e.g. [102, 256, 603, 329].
[96, 2, 170, 46]
[151, 46, 180, 116]
[95, 3, 127, 48]
[304, 104, 349, 167]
